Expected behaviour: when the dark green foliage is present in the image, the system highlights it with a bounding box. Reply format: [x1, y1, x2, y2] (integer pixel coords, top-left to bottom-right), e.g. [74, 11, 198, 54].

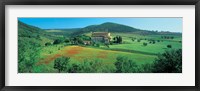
[77, 38, 84, 44]
[67, 60, 116, 73]
[167, 45, 172, 48]
[53, 39, 62, 44]
[18, 36, 41, 73]
[118, 36, 122, 43]
[152, 49, 182, 73]
[115, 56, 139, 73]
[137, 39, 141, 42]
[143, 43, 147, 46]
[161, 36, 175, 39]
[70, 35, 90, 44]
[68, 64, 80, 73]
[45, 42, 51, 46]
[113, 36, 122, 44]
[138, 63, 154, 73]
[132, 38, 135, 42]
[152, 40, 155, 44]
[96, 43, 100, 47]
[54, 56, 70, 73]
[18, 21, 45, 73]
[77, 35, 91, 41]
[64, 38, 70, 43]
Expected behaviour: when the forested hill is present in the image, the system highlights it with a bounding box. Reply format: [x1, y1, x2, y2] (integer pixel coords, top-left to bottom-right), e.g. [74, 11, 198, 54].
[18, 21, 58, 46]
[18, 21, 43, 38]
[71, 22, 145, 36]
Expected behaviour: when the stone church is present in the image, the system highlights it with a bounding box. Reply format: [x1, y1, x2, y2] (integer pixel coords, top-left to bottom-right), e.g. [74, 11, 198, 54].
[91, 32, 111, 43]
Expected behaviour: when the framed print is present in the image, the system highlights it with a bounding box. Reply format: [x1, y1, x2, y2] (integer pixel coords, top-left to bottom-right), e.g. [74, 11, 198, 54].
[0, 0, 200, 91]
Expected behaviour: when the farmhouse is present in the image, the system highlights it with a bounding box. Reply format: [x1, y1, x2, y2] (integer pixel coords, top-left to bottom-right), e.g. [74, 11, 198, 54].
[91, 32, 111, 43]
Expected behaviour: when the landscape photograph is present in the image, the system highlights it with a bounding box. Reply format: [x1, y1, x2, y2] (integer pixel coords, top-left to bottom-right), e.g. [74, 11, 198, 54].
[18, 18, 182, 73]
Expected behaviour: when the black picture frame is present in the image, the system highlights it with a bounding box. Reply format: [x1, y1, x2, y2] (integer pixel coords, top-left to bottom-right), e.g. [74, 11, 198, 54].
[0, 0, 199, 91]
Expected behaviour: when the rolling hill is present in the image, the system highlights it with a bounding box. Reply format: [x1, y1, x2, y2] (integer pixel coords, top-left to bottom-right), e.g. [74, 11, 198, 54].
[71, 22, 145, 36]
[44, 22, 181, 37]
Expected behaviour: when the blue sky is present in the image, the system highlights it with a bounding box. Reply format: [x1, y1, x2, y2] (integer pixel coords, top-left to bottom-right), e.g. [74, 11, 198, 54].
[18, 18, 182, 32]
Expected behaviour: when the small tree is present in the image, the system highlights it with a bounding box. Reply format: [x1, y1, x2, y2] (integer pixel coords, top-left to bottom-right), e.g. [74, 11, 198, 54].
[45, 42, 51, 46]
[118, 36, 122, 44]
[53, 39, 62, 45]
[64, 39, 70, 43]
[68, 64, 80, 73]
[143, 43, 147, 46]
[152, 40, 155, 44]
[96, 43, 100, 47]
[152, 49, 182, 73]
[115, 56, 138, 73]
[167, 45, 172, 48]
[54, 56, 70, 73]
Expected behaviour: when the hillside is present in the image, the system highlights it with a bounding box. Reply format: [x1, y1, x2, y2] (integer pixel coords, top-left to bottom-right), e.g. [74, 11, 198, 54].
[18, 21, 58, 46]
[44, 22, 181, 37]
[44, 28, 81, 37]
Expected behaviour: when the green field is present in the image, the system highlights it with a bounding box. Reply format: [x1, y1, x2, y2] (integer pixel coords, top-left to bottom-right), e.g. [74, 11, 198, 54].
[31, 32, 181, 73]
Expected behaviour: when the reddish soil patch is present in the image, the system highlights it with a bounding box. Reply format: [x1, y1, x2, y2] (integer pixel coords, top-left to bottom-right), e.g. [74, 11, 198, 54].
[36, 54, 62, 65]
[66, 46, 83, 57]
[36, 46, 84, 65]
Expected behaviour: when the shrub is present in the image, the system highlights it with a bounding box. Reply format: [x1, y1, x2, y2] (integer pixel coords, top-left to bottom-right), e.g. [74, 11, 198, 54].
[115, 56, 139, 73]
[45, 42, 51, 46]
[54, 56, 70, 73]
[64, 39, 70, 43]
[138, 63, 154, 73]
[167, 45, 172, 48]
[68, 64, 80, 73]
[137, 39, 141, 42]
[143, 43, 148, 46]
[96, 43, 100, 47]
[152, 49, 182, 73]
[67, 60, 116, 73]
[53, 39, 62, 45]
